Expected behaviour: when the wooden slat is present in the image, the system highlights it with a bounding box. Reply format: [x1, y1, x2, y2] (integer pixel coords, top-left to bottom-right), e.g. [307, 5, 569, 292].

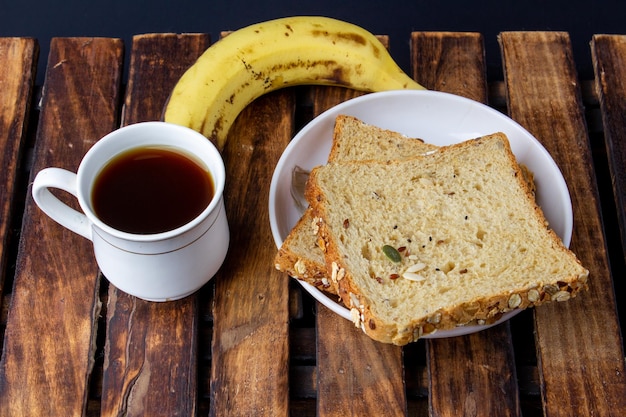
[0, 38, 38, 302]
[210, 92, 292, 416]
[591, 34, 626, 261]
[309, 87, 406, 417]
[310, 87, 407, 417]
[100, 33, 210, 417]
[303, 35, 407, 417]
[316, 302, 407, 416]
[121, 33, 210, 127]
[411, 31, 522, 417]
[411, 32, 488, 102]
[0, 37, 123, 416]
[499, 31, 626, 416]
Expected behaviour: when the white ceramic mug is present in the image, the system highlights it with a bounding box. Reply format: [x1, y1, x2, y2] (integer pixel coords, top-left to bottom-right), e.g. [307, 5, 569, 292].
[32, 121, 229, 301]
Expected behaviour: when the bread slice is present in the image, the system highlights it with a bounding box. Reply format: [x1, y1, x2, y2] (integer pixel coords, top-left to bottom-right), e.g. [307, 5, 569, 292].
[305, 132, 588, 345]
[275, 116, 536, 293]
[326, 115, 436, 163]
[273, 208, 332, 290]
[274, 115, 435, 293]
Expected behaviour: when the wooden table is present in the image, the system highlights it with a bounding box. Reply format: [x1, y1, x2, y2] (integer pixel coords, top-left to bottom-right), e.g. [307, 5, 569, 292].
[0, 30, 625, 417]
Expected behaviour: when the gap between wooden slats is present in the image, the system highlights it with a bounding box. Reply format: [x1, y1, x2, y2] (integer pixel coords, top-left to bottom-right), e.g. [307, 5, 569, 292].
[99, 33, 210, 417]
[499, 31, 626, 417]
[0, 37, 123, 417]
[0, 37, 38, 332]
[591, 34, 626, 264]
[411, 31, 522, 417]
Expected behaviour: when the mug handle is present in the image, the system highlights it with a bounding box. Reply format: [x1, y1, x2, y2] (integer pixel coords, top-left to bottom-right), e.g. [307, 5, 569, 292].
[32, 167, 92, 241]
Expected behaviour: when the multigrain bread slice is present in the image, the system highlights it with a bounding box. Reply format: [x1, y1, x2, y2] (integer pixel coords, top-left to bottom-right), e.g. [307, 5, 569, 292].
[305, 132, 589, 345]
[275, 116, 536, 293]
[276, 116, 538, 303]
[274, 115, 435, 293]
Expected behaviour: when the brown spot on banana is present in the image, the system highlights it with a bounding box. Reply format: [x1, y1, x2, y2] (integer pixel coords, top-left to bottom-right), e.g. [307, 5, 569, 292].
[266, 60, 351, 85]
[284, 24, 294, 35]
[311, 30, 368, 47]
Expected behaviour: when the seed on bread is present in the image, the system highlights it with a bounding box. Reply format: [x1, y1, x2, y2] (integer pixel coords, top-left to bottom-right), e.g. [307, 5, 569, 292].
[422, 323, 437, 335]
[316, 236, 326, 253]
[402, 262, 426, 282]
[331, 262, 345, 283]
[553, 290, 571, 302]
[402, 272, 426, 282]
[528, 288, 540, 302]
[543, 284, 559, 296]
[406, 263, 427, 273]
[350, 308, 362, 328]
[349, 292, 362, 309]
[382, 245, 402, 263]
[294, 259, 307, 275]
[412, 326, 423, 342]
[427, 312, 442, 324]
[311, 216, 320, 235]
[508, 293, 522, 309]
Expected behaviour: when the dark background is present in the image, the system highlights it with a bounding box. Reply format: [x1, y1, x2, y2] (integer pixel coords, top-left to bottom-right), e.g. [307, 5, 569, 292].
[1, 0, 625, 84]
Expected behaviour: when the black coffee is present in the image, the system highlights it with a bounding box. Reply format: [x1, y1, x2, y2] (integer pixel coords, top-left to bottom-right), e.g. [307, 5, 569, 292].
[92, 146, 214, 234]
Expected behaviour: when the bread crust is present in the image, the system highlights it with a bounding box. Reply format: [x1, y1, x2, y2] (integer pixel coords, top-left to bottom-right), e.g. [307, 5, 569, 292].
[274, 208, 336, 294]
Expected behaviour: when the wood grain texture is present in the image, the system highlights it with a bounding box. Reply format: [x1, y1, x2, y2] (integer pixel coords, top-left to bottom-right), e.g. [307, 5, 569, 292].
[499, 31, 626, 416]
[591, 34, 626, 261]
[100, 33, 210, 417]
[309, 35, 405, 417]
[0, 37, 38, 302]
[0, 37, 123, 416]
[316, 304, 407, 417]
[1, 29, 625, 417]
[306, 81, 407, 417]
[122, 33, 209, 126]
[412, 31, 521, 417]
[411, 32, 488, 103]
[210, 89, 292, 417]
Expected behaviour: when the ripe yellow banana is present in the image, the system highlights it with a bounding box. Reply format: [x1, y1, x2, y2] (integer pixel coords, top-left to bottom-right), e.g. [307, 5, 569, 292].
[163, 16, 425, 149]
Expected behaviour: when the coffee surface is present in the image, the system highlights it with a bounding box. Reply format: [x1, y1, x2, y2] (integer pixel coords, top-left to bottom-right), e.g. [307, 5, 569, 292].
[92, 146, 214, 234]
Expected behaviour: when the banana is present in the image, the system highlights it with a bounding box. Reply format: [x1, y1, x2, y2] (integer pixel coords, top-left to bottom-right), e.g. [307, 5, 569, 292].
[163, 16, 425, 149]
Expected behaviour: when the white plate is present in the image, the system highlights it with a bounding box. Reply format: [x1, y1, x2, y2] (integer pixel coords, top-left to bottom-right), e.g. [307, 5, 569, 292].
[269, 90, 573, 338]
